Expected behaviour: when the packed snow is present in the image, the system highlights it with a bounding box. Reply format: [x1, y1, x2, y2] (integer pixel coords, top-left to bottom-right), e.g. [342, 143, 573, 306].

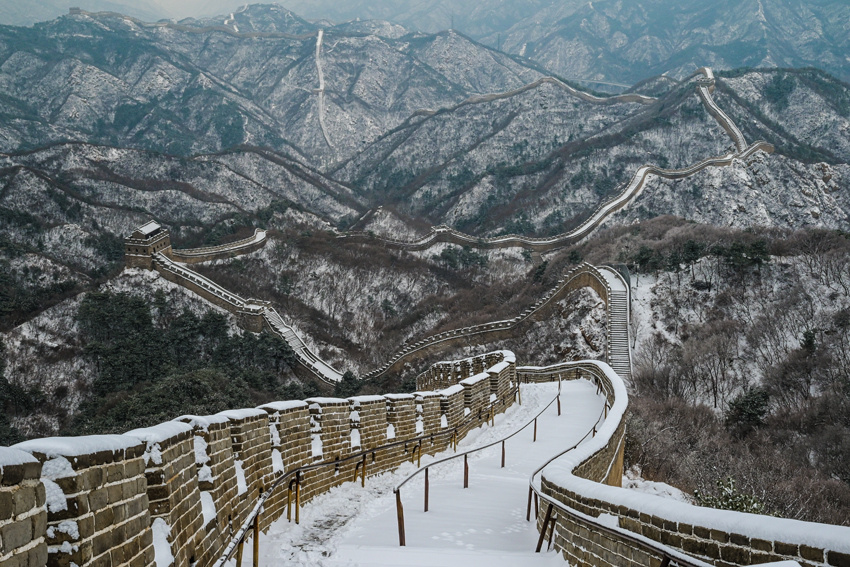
[226, 380, 604, 566]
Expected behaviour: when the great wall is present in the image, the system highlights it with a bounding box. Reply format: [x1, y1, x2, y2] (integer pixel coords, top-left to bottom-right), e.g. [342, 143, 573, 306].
[3, 67, 850, 567]
[338, 68, 774, 253]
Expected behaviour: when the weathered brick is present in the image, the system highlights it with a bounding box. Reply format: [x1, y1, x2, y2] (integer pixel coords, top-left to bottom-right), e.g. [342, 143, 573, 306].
[774, 541, 798, 556]
[828, 550, 850, 567]
[798, 545, 823, 562]
[1, 520, 33, 551]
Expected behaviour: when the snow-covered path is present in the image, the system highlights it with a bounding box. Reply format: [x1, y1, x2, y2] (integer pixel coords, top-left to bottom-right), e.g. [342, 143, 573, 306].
[315, 29, 334, 149]
[230, 380, 605, 567]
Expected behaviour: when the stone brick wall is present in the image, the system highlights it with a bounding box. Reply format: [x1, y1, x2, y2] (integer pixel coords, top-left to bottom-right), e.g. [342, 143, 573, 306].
[529, 361, 850, 567]
[256, 401, 310, 526]
[12, 436, 154, 567]
[215, 410, 274, 530]
[439, 385, 466, 432]
[414, 392, 442, 438]
[304, 398, 351, 500]
[124, 423, 205, 567]
[1, 355, 521, 567]
[0, 448, 46, 567]
[416, 352, 508, 391]
[459, 373, 490, 427]
[173, 414, 238, 567]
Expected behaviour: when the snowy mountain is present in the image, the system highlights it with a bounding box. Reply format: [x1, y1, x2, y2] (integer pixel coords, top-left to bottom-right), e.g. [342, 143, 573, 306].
[278, 0, 850, 85]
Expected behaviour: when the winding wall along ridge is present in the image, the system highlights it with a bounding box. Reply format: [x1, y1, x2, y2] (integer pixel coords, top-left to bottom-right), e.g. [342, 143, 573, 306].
[170, 228, 268, 264]
[338, 68, 773, 253]
[361, 262, 624, 382]
[517, 361, 850, 567]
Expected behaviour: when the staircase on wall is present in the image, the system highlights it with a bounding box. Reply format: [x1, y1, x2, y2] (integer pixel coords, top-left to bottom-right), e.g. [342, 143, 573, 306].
[263, 308, 344, 383]
[598, 267, 632, 381]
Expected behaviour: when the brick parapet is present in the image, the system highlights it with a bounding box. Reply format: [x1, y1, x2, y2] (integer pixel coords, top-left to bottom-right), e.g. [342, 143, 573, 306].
[528, 361, 850, 567]
[124, 423, 205, 567]
[215, 410, 274, 531]
[0, 448, 47, 567]
[414, 392, 442, 437]
[256, 402, 310, 526]
[11, 436, 154, 567]
[1, 355, 522, 567]
[173, 415, 238, 567]
[348, 396, 387, 452]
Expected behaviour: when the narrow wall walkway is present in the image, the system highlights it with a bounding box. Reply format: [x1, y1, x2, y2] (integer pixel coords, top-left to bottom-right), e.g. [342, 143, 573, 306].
[228, 380, 604, 567]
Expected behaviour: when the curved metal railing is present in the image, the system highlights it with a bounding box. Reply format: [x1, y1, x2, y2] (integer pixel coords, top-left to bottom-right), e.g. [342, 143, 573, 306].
[213, 386, 519, 567]
[522, 361, 708, 567]
[391, 379, 563, 545]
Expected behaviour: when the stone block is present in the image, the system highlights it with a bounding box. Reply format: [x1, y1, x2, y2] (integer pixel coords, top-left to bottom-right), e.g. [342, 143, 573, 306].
[828, 550, 850, 567]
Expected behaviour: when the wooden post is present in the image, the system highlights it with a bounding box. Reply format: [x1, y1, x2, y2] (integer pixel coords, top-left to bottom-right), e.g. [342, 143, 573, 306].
[501, 440, 505, 468]
[286, 481, 293, 522]
[362, 454, 367, 487]
[463, 454, 469, 488]
[395, 491, 406, 546]
[252, 513, 260, 567]
[236, 540, 244, 567]
[526, 486, 533, 521]
[557, 395, 561, 416]
[533, 418, 537, 442]
[295, 472, 301, 524]
[518, 385, 522, 405]
[535, 502, 554, 552]
[546, 513, 557, 551]
[534, 492, 539, 518]
[424, 467, 429, 512]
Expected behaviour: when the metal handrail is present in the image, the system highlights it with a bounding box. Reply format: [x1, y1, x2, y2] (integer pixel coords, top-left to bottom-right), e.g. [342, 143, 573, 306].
[391, 377, 568, 546]
[523, 364, 708, 567]
[213, 387, 518, 567]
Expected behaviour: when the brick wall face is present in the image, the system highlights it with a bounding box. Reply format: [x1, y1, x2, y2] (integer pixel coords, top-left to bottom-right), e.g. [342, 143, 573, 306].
[414, 393, 441, 438]
[174, 417, 238, 567]
[440, 389, 465, 432]
[0, 449, 47, 567]
[2, 357, 526, 567]
[216, 411, 274, 531]
[124, 426, 205, 567]
[12, 438, 155, 567]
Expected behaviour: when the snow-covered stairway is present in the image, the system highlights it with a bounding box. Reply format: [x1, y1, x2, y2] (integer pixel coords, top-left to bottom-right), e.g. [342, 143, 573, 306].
[263, 307, 343, 384]
[598, 267, 632, 381]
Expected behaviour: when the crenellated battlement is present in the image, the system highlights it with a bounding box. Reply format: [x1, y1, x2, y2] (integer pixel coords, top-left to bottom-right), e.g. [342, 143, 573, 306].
[1, 355, 518, 567]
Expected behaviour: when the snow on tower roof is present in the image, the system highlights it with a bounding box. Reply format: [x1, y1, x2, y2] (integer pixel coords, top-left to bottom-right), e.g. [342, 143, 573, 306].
[137, 221, 161, 236]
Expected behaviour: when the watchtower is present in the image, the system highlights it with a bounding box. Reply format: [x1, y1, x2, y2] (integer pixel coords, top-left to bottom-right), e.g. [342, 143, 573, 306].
[124, 220, 172, 269]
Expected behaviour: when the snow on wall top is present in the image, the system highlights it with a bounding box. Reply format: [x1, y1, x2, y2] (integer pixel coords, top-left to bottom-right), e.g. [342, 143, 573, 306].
[460, 372, 489, 386]
[348, 395, 387, 403]
[0, 446, 39, 467]
[488, 361, 511, 374]
[174, 414, 231, 430]
[14, 435, 142, 458]
[304, 397, 349, 405]
[216, 408, 267, 421]
[124, 421, 193, 444]
[383, 393, 415, 400]
[414, 391, 443, 398]
[439, 384, 465, 396]
[259, 400, 310, 412]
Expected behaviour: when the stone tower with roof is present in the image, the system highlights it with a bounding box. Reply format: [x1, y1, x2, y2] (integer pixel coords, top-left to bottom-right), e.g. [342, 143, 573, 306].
[124, 220, 173, 269]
